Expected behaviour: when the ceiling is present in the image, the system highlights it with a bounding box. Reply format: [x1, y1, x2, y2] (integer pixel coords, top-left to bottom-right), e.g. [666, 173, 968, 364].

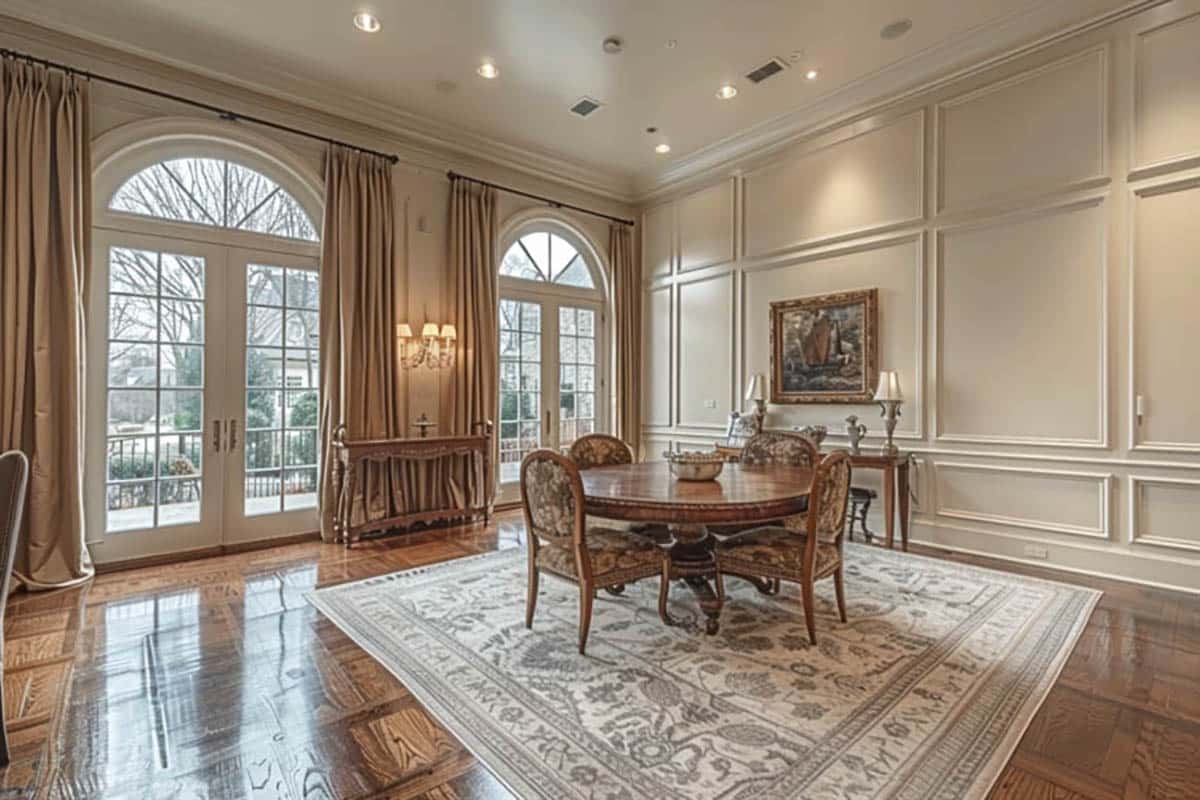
[2, 0, 1135, 198]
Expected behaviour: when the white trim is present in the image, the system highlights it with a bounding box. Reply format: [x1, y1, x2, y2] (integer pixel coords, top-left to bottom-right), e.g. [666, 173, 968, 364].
[932, 461, 1113, 540]
[933, 195, 1110, 449]
[1129, 10, 1200, 178]
[1127, 474, 1200, 553]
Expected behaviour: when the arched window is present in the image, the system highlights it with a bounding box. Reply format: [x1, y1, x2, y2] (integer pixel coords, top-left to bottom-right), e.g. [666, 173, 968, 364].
[110, 156, 318, 241]
[87, 121, 323, 564]
[496, 218, 608, 497]
[500, 232, 594, 288]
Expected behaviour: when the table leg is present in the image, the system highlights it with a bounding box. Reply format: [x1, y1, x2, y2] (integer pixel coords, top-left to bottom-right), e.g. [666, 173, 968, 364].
[663, 524, 724, 635]
[898, 460, 910, 552]
[884, 463, 896, 550]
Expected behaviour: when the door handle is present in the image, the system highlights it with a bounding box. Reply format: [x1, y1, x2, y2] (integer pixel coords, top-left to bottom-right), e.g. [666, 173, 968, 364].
[212, 419, 223, 452]
[228, 418, 239, 451]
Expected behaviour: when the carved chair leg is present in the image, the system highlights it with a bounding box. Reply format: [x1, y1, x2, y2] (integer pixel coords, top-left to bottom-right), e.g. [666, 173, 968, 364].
[657, 568, 672, 626]
[525, 566, 539, 629]
[833, 567, 848, 624]
[861, 498, 874, 543]
[578, 583, 594, 655]
[0, 662, 7, 768]
[801, 578, 817, 645]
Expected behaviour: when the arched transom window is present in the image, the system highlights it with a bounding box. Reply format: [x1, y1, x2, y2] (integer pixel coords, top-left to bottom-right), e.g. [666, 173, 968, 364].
[500, 231, 595, 288]
[110, 157, 318, 241]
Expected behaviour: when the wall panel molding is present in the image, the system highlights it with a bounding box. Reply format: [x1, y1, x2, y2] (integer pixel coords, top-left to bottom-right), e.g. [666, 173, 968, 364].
[675, 272, 735, 429]
[741, 111, 925, 260]
[1128, 475, 1200, 552]
[677, 179, 736, 274]
[1131, 11, 1200, 178]
[935, 46, 1109, 216]
[934, 461, 1113, 539]
[934, 195, 1109, 448]
[1128, 175, 1200, 453]
[642, 285, 673, 426]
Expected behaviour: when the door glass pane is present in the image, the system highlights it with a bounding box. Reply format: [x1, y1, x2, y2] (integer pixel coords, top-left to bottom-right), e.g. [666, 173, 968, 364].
[104, 247, 206, 532]
[499, 299, 541, 483]
[558, 306, 597, 452]
[244, 265, 319, 515]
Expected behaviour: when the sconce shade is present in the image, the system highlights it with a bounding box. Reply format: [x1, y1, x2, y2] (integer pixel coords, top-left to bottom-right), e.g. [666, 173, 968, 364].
[744, 373, 765, 401]
[396, 323, 414, 339]
[873, 370, 903, 402]
[440, 324, 457, 340]
[421, 322, 440, 338]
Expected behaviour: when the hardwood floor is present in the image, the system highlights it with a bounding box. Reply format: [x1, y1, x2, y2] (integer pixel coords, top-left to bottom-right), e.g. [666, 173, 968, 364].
[2, 511, 1198, 799]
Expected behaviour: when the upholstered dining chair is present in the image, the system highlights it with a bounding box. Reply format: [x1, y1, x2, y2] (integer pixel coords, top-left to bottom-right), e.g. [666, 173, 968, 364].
[521, 450, 669, 654]
[712, 431, 819, 541]
[567, 433, 634, 470]
[0, 451, 30, 767]
[716, 450, 853, 644]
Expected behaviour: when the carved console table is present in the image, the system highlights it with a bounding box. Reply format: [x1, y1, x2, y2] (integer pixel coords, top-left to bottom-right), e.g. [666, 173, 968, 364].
[332, 421, 493, 547]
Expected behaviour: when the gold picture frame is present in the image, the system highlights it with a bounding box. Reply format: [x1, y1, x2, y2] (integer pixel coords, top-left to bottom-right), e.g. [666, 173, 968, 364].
[770, 288, 879, 404]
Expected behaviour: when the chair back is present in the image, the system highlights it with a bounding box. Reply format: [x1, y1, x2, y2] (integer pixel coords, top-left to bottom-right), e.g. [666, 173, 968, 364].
[520, 450, 584, 549]
[568, 434, 633, 470]
[806, 451, 852, 545]
[741, 431, 819, 468]
[0, 451, 29, 620]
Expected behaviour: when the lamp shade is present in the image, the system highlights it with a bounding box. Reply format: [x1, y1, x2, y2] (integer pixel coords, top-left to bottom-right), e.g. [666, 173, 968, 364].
[440, 323, 457, 340]
[744, 373, 765, 401]
[396, 323, 414, 339]
[873, 370, 903, 402]
[421, 322, 440, 338]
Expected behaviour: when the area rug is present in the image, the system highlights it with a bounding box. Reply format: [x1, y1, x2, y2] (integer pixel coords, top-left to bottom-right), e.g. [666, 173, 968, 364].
[307, 544, 1099, 800]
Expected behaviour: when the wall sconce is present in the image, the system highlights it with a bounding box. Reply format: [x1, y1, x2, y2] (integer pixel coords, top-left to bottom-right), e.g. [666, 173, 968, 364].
[397, 321, 456, 369]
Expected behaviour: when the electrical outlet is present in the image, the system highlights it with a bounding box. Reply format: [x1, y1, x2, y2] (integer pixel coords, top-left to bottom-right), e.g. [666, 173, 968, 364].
[703, 399, 717, 409]
[1022, 544, 1049, 560]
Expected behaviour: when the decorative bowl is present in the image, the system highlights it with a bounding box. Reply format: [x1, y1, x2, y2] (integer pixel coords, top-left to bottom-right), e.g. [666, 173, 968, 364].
[662, 450, 725, 481]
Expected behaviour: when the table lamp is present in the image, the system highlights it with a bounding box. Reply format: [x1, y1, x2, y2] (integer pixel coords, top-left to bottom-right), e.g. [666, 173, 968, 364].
[745, 373, 766, 417]
[873, 370, 903, 456]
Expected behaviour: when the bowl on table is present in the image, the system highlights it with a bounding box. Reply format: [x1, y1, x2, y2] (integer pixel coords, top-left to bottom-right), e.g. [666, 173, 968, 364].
[662, 450, 725, 481]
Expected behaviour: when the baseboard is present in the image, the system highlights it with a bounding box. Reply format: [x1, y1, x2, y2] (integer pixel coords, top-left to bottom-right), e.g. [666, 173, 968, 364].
[93, 530, 321, 574]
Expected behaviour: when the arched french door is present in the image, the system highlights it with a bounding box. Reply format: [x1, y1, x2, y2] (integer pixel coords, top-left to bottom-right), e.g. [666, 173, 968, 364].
[86, 123, 323, 563]
[496, 219, 610, 503]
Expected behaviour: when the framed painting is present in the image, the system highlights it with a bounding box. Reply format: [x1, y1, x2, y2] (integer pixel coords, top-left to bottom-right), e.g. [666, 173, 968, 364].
[769, 288, 878, 404]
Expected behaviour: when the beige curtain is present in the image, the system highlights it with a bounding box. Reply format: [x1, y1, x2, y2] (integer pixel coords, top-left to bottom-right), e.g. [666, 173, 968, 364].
[610, 222, 641, 456]
[446, 177, 498, 504]
[317, 146, 401, 541]
[0, 59, 94, 589]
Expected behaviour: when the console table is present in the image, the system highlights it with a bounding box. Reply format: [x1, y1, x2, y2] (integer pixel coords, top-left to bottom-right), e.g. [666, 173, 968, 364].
[331, 421, 493, 547]
[712, 443, 910, 551]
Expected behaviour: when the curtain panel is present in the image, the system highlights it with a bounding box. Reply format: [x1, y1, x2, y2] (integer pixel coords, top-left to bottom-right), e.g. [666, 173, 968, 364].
[317, 146, 402, 541]
[610, 223, 641, 456]
[446, 177, 498, 504]
[0, 59, 94, 589]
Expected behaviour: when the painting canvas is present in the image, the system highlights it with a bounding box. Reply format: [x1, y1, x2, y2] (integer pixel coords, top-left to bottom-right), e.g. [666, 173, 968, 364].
[770, 288, 878, 403]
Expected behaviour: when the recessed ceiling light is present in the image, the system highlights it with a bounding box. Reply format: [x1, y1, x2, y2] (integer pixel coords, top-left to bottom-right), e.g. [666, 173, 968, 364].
[602, 36, 624, 54]
[716, 84, 738, 100]
[477, 61, 499, 79]
[353, 11, 381, 33]
[881, 19, 913, 40]
[805, 69, 819, 81]
[665, 39, 678, 49]
[655, 143, 671, 154]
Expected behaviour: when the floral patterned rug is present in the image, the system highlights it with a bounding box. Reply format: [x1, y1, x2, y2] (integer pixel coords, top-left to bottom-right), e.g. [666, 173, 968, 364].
[308, 544, 1099, 800]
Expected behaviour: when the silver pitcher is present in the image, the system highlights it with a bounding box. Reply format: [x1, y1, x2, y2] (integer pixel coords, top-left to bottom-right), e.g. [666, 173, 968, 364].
[845, 415, 868, 455]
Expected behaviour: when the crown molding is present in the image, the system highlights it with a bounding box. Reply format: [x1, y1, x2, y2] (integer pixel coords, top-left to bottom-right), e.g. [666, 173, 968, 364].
[0, 7, 640, 203]
[635, 0, 1170, 203]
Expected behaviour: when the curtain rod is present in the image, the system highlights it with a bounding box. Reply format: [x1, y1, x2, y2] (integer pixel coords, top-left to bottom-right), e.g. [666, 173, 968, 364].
[448, 171, 634, 227]
[0, 46, 400, 164]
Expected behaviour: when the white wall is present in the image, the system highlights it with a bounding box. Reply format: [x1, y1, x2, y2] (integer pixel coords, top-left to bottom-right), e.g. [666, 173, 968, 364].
[640, 0, 1200, 593]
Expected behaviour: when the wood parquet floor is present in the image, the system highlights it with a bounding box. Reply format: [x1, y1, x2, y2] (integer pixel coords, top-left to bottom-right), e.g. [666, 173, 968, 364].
[1, 510, 1198, 799]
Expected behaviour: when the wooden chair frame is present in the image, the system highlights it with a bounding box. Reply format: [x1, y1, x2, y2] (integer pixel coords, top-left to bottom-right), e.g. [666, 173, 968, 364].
[520, 450, 668, 654]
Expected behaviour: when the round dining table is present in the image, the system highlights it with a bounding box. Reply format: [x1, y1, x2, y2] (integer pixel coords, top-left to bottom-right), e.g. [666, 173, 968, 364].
[579, 461, 814, 634]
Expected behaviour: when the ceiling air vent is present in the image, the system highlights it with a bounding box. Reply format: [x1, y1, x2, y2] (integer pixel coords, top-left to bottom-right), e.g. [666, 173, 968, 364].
[745, 57, 789, 84]
[570, 96, 604, 117]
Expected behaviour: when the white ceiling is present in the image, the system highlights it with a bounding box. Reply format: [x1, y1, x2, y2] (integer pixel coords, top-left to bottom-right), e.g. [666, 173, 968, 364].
[2, 0, 1134, 197]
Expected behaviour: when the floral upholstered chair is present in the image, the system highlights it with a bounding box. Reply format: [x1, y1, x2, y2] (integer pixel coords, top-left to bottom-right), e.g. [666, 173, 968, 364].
[716, 451, 853, 644]
[521, 450, 669, 654]
[567, 434, 633, 470]
[712, 431, 819, 542]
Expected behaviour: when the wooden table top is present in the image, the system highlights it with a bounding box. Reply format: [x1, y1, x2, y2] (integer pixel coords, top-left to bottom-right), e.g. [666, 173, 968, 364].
[580, 461, 813, 525]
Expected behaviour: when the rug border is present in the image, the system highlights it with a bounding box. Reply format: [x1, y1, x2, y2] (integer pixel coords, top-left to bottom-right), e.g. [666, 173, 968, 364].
[308, 544, 1103, 800]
